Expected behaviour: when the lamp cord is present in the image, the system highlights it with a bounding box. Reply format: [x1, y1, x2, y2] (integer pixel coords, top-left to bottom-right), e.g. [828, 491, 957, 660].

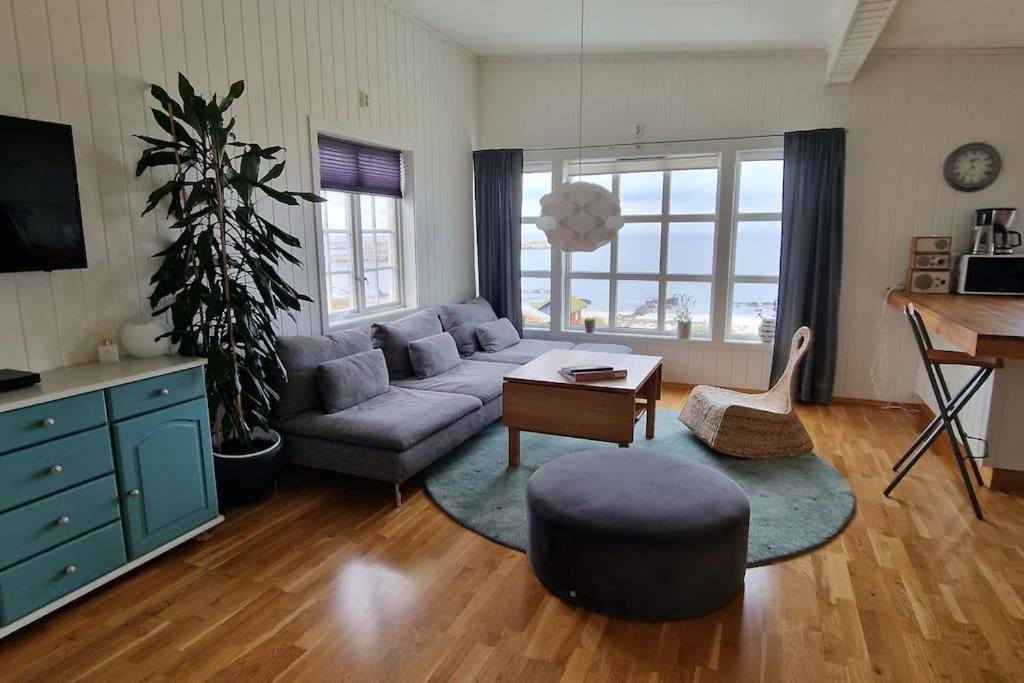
[578, 0, 584, 173]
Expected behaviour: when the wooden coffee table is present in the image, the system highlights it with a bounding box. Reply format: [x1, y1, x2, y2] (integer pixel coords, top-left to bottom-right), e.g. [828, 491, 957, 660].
[502, 349, 663, 466]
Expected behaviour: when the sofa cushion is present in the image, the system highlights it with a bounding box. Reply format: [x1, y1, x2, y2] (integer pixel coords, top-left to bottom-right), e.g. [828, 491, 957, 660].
[469, 339, 574, 365]
[371, 309, 443, 379]
[273, 328, 373, 419]
[408, 332, 461, 379]
[276, 386, 482, 451]
[475, 318, 520, 353]
[316, 349, 389, 414]
[392, 359, 517, 403]
[439, 298, 498, 356]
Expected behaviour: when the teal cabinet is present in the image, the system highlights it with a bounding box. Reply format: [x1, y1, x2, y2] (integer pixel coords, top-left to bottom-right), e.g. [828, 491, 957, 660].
[111, 398, 218, 559]
[0, 521, 126, 624]
[105, 367, 205, 421]
[0, 426, 114, 512]
[0, 475, 121, 569]
[0, 392, 107, 455]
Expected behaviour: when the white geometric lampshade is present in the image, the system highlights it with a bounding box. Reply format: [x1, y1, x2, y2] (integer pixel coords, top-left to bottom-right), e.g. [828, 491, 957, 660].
[536, 181, 624, 252]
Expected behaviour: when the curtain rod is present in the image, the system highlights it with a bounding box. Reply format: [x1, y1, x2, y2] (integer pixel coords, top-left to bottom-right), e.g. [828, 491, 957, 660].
[525, 128, 847, 153]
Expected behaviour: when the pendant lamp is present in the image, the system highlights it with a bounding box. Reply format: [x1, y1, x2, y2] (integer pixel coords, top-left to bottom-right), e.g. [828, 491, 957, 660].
[536, 0, 623, 253]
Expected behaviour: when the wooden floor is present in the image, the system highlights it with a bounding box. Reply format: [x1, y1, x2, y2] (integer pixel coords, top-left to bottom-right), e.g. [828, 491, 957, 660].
[2, 385, 1024, 682]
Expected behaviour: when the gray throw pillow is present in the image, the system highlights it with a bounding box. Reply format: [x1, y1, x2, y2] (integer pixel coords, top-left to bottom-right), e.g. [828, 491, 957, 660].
[273, 328, 373, 419]
[371, 309, 443, 378]
[475, 317, 521, 353]
[316, 349, 390, 414]
[438, 297, 498, 356]
[408, 332, 461, 379]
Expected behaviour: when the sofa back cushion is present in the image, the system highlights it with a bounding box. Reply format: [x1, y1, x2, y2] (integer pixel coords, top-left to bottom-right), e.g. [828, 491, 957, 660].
[475, 317, 521, 353]
[439, 297, 498, 356]
[371, 309, 443, 378]
[274, 328, 373, 419]
[316, 349, 390, 414]
[408, 332, 461, 379]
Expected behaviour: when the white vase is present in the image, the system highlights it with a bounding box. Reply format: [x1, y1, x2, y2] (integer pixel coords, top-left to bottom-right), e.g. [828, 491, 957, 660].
[758, 317, 776, 343]
[120, 318, 172, 358]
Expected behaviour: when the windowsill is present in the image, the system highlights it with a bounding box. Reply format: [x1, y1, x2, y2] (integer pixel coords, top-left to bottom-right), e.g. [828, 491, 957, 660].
[325, 305, 415, 331]
[524, 328, 774, 350]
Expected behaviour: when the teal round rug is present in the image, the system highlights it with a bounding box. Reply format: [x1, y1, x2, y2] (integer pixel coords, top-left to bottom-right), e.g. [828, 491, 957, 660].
[424, 409, 855, 566]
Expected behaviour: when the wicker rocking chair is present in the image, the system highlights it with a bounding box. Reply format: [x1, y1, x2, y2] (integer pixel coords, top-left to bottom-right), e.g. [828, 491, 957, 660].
[679, 326, 814, 458]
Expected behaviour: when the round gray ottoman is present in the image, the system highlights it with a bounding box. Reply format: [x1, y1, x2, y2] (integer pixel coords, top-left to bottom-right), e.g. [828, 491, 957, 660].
[526, 448, 750, 621]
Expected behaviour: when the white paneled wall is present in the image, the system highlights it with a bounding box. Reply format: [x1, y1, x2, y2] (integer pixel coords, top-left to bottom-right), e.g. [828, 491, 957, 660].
[0, 0, 478, 373]
[479, 50, 1024, 400]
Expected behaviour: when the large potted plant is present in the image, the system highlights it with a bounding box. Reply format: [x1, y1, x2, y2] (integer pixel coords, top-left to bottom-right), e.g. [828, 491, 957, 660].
[135, 74, 323, 505]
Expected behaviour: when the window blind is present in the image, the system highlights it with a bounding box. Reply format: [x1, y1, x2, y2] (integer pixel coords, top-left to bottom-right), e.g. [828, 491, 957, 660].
[318, 135, 403, 198]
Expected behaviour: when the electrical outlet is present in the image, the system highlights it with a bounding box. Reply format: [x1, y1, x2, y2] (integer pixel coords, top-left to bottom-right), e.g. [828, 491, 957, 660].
[359, 90, 370, 108]
[632, 122, 644, 139]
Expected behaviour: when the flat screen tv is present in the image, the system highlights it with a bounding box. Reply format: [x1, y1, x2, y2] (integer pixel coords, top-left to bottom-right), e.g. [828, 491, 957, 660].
[0, 114, 87, 273]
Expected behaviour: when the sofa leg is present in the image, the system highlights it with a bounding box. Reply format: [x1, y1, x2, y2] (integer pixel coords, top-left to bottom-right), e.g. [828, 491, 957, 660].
[394, 482, 402, 508]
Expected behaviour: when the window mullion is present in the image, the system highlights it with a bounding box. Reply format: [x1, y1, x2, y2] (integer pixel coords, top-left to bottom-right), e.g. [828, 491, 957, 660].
[350, 194, 366, 313]
[712, 152, 737, 343]
[657, 170, 670, 334]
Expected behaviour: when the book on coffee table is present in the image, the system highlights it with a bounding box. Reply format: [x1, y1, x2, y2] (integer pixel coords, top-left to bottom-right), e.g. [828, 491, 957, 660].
[558, 367, 628, 382]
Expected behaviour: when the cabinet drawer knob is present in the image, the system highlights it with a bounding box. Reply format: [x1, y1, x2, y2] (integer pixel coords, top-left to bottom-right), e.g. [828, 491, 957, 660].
[49, 464, 63, 474]
[64, 565, 77, 575]
[57, 515, 71, 526]
[42, 417, 56, 427]
[158, 388, 170, 396]
[129, 489, 141, 497]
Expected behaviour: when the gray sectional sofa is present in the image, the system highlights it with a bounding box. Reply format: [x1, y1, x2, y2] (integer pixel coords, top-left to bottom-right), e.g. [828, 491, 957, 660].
[271, 298, 630, 506]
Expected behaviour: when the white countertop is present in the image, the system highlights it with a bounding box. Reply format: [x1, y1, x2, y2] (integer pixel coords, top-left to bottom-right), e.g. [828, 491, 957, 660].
[0, 356, 207, 414]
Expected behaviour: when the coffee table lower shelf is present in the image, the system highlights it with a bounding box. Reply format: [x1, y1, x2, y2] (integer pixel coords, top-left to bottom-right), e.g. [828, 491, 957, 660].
[502, 375, 662, 467]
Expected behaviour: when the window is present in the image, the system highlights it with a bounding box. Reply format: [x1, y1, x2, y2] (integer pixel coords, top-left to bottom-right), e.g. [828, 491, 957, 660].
[521, 164, 552, 329]
[519, 141, 783, 344]
[728, 154, 783, 339]
[563, 156, 719, 337]
[316, 134, 405, 325]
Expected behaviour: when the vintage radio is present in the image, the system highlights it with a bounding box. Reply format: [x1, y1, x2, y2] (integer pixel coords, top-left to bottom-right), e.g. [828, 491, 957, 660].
[912, 253, 951, 270]
[909, 269, 952, 294]
[914, 236, 952, 253]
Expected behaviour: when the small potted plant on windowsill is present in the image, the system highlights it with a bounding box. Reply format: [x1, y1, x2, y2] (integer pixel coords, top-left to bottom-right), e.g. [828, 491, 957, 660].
[673, 295, 696, 340]
[583, 316, 597, 334]
[137, 74, 324, 506]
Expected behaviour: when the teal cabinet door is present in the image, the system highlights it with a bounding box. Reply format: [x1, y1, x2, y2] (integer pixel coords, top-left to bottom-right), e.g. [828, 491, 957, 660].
[110, 398, 218, 559]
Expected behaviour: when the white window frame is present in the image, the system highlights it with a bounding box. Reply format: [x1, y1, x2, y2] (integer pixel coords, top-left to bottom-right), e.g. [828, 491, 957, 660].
[521, 161, 553, 330]
[727, 149, 784, 341]
[521, 136, 782, 346]
[563, 155, 720, 337]
[309, 119, 418, 333]
[320, 190, 404, 318]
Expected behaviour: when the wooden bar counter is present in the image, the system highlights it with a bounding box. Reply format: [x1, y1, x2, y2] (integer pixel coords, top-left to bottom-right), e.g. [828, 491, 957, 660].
[886, 290, 1024, 489]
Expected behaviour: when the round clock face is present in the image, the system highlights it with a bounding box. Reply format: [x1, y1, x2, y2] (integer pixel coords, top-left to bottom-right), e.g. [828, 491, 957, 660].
[943, 142, 1001, 192]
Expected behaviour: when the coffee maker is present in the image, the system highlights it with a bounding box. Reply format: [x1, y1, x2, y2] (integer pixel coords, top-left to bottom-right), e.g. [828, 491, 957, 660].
[972, 208, 1020, 255]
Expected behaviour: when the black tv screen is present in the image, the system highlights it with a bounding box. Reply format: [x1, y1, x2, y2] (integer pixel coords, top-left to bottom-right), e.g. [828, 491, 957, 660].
[0, 114, 87, 273]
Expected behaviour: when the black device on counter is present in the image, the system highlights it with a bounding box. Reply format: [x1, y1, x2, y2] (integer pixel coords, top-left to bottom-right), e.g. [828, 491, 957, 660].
[0, 368, 41, 392]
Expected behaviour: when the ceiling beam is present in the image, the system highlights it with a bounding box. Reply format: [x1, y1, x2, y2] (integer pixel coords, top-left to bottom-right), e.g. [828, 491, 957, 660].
[826, 0, 900, 84]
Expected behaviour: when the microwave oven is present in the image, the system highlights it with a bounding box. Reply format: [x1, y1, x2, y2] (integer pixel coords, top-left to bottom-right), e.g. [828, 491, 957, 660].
[955, 254, 1024, 295]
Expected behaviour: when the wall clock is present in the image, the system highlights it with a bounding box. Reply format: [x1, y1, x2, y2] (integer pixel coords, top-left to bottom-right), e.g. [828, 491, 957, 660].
[943, 142, 1001, 192]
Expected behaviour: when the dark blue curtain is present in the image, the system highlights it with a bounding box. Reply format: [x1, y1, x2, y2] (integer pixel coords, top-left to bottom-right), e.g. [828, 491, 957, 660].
[473, 149, 524, 333]
[770, 128, 845, 404]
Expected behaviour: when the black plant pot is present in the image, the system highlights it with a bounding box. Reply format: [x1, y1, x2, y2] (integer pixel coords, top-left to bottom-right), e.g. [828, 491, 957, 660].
[213, 430, 283, 507]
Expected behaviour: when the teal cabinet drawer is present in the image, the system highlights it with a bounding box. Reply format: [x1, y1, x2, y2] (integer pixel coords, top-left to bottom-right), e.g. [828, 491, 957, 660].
[0, 521, 125, 624]
[112, 398, 217, 559]
[0, 475, 121, 570]
[0, 427, 114, 512]
[105, 367, 205, 422]
[0, 392, 107, 455]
